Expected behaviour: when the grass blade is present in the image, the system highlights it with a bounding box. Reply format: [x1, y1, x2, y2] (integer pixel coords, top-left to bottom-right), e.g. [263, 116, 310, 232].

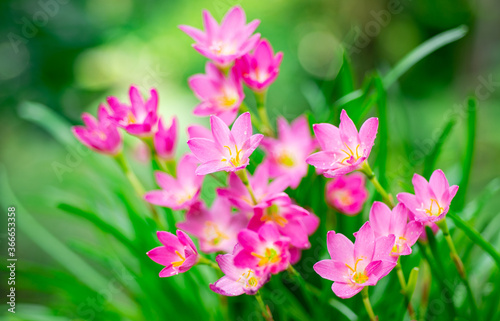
[423, 116, 457, 178]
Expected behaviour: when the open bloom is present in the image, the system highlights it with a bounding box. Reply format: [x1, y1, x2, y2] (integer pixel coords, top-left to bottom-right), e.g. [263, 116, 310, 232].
[314, 222, 396, 298]
[234, 224, 290, 275]
[177, 198, 248, 253]
[106, 85, 159, 136]
[397, 169, 459, 223]
[189, 63, 244, 125]
[179, 6, 260, 68]
[307, 110, 378, 177]
[154, 117, 177, 161]
[210, 251, 270, 296]
[72, 106, 122, 155]
[144, 154, 204, 210]
[248, 194, 319, 249]
[188, 112, 263, 175]
[147, 230, 198, 277]
[368, 202, 422, 256]
[325, 173, 368, 215]
[261, 116, 316, 188]
[235, 38, 283, 92]
[217, 162, 289, 212]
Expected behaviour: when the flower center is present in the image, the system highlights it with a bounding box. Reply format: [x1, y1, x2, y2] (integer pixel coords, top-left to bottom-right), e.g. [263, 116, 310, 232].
[221, 145, 244, 168]
[237, 269, 260, 288]
[345, 258, 368, 284]
[333, 190, 354, 207]
[261, 204, 288, 227]
[340, 142, 361, 164]
[277, 152, 295, 167]
[204, 221, 229, 245]
[418, 199, 444, 217]
[252, 247, 281, 267]
[209, 41, 236, 56]
[171, 250, 186, 268]
[216, 94, 238, 108]
[392, 236, 407, 254]
[127, 111, 137, 124]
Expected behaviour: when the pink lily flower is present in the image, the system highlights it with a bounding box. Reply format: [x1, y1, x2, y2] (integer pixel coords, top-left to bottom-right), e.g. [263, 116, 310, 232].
[235, 38, 283, 92]
[179, 6, 261, 68]
[154, 117, 177, 161]
[144, 154, 204, 210]
[216, 162, 289, 212]
[368, 202, 422, 256]
[314, 222, 396, 298]
[210, 251, 270, 296]
[261, 116, 316, 188]
[187, 124, 213, 140]
[248, 193, 319, 249]
[187, 112, 263, 175]
[147, 230, 198, 277]
[72, 106, 122, 155]
[189, 63, 244, 125]
[306, 110, 378, 177]
[408, 211, 439, 243]
[234, 224, 291, 275]
[325, 173, 368, 215]
[106, 85, 159, 137]
[177, 198, 248, 253]
[397, 169, 459, 223]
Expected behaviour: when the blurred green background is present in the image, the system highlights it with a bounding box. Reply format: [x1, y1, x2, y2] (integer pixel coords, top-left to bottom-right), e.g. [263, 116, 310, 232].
[1, 0, 500, 320]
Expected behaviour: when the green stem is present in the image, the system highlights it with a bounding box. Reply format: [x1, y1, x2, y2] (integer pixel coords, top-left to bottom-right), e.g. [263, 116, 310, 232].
[236, 169, 257, 205]
[196, 256, 221, 271]
[254, 91, 274, 136]
[359, 161, 395, 208]
[435, 218, 478, 316]
[395, 259, 417, 320]
[114, 153, 160, 223]
[361, 287, 377, 321]
[255, 291, 274, 321]
[239, 101, 263, 131]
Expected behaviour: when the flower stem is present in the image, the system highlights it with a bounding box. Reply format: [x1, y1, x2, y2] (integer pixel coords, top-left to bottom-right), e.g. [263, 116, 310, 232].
[359, 161, 395, 208]
[254, 91, 274, 136]
[236, 169, 257, 205]
[114, 153, 160, 223]
[436, 218, 478, 316]
[395, 259, 417, 320]
[255, 291, 274, 321]
[196, 256, 221, 271]
[361, 287, 377, 321]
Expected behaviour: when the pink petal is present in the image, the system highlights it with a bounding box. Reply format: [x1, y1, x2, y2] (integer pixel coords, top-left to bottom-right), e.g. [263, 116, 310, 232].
[373, 235, 396, 262]
[358, 117, 378, 156]
[369, 201, 392, 237]
[326, 231, 354, 265]
[187, 138, 221, 162]
[157, 231, 182, 249]
[313, 123, 342, 151]
[155, 171, 177, 190]
[429, 169, 449, 199]
[231, 112, 252, 144]
[314, 260, 349, 282]
[210, 276, 245, 296]
[353, 222, 375, 260]
[195, 160, 230, 175]
[331, 282, 364, 299]
[339, 110, 359, 143]
[306, 151, 338, 169]
[210, 115, 233, 149]
[202, 10, 219, 38]
[147, 246, 178, 266]
[159, 266, 180, 277]
[412, 173, 432, 201]
[178, 25, 206, 43]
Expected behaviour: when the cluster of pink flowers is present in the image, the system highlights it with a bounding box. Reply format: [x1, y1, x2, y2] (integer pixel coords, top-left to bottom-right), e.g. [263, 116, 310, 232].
[72, 5, 461, 309]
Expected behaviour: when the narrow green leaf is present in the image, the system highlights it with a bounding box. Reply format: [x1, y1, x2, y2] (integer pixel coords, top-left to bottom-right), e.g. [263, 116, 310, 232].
[423, 116, 457, 178]
[373, 75, 389, 189]
[453, 97, 476, 211]
[447, 212, 500, 269]
[406, 267, 419, 301]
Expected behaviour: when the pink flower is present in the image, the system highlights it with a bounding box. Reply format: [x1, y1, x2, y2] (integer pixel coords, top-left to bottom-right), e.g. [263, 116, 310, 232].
[325, 173, 368, 215]
[188, 112, 263, 175]
[248, 194, 319, 249]
[307, 110, 378, 177]
[147, 230, 198, 277]
[154, 117, 177, 161]
[144, 154, 204, 210]
[177, 198, 248, 253]
[106, 85, 159, 137]
[189, 63, 244, 125]
[397, 169, 459, 223]
[187, 124, 212, 140]
[368, 202, 422, 256]
[235, 39, 283, 92]
[210, 251, 270, 296]
[179, 6, 261, 68]
[234, 224, 290, 275]
[261, 116, 316, 188]
[314, 222, 396, 298]
[72, 106, 122, 155]
[216, 162, 289, 212]
[408, 211, 439, 243]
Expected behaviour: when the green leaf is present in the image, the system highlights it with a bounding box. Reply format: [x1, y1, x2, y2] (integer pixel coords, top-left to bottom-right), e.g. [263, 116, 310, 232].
[453, 97, 476, 211]
[423, 116, 457, 178]
[334, 25, 468, 108]
[406, 267, 419, 301]
[447, 212, 500, 270]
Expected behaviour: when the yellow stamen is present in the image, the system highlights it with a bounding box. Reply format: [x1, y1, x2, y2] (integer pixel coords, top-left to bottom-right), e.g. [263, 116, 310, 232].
[260, 204, 288, 227]
[221, 144, 244, 168]
[252, 248, 280, 267]
[171, 250, 186, 268]
[424, 199, 444, 217]
[339, 142, 361, 164]
[345, 257, 369, 284]
[204, 221, 230, 245]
